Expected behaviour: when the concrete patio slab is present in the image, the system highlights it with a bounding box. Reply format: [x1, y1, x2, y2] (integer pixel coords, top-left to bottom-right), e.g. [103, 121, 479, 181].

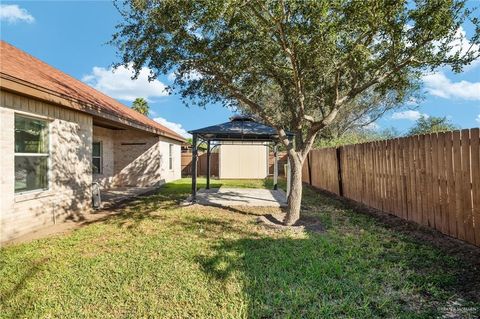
[190, 188, 287, 207]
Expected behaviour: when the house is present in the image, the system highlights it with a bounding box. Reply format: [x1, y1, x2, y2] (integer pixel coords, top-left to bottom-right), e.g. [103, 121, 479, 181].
[0, 41, 185, 243]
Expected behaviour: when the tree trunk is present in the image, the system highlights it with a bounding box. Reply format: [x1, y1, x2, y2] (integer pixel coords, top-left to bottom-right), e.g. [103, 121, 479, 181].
[283, 155, 304, 225]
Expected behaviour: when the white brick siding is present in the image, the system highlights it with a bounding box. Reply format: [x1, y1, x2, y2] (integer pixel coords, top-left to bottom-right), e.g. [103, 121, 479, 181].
[0, 91, 182, 244]
[0, 91, 93, 243]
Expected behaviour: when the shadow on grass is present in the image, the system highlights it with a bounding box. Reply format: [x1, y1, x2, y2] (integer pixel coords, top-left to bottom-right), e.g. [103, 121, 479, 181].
[301, 184, 480, 300]
[193, 217, 480, 318]
[0, 257, 48, 318]
[79, 179, 213, 228]
[2, 178, 479, 317]
[84, 177, 281, 229]
[261, 176, 287, 190]
[74, 179, 480, 317]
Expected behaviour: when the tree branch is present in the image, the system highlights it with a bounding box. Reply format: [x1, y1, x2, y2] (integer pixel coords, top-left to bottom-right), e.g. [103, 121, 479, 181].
[202, 67, 277, 125]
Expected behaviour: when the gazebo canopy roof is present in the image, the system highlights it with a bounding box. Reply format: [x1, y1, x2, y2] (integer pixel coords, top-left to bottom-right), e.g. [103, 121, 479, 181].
[189, 115, 293, 142]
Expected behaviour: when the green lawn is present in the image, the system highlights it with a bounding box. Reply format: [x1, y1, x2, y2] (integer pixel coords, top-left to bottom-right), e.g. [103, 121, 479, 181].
[1, 178, 479, 318]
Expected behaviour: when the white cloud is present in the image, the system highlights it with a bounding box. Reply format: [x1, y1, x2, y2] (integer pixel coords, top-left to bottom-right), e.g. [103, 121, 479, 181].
[187, 22, 204, 40]
[364, 122, 380, 130]
[354, 115, 380, 130]
[167, 72, 176, 82]
[153, 117, 191, 138]
[167, 70, 203, 83]
[391, 110, 428, 121]
[82, 64, 169, 102]
[476, 114, 480, 124]
[422, 72, 480, 101]
[431, 26, 479, 71]
[447, 27, 480, 70]
[185, 70, 203, 81]
[406, 97, 420, 106]
[0, 4, 34, 23]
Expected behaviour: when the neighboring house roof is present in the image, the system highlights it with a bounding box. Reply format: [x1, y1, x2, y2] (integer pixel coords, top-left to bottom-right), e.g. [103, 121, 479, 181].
[0, 41, 185, 143]
[189, 115, 294, 141]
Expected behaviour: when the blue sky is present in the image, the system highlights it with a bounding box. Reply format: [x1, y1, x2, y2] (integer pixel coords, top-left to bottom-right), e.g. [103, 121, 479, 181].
[1, 1, 479, 137]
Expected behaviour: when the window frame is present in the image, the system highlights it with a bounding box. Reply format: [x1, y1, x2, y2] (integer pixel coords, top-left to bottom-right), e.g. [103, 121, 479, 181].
[92, 141, 103, 175]
[169, 143, 173, 170]
[14, 113, 51, 195]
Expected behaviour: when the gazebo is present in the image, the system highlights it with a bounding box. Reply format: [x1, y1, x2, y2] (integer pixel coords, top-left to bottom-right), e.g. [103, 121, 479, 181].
[188, 116, 293, 201]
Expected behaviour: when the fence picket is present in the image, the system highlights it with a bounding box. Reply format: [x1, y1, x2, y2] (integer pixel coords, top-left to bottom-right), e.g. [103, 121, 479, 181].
[431, 133, 441, 231]
[437, 133, 448, 235]
[453, 131, 465, 240]
[304, 128, 479, 247]
[461, 129, 475, 244]
[425, 134, 434, 227]
[470, 128, 480, 246]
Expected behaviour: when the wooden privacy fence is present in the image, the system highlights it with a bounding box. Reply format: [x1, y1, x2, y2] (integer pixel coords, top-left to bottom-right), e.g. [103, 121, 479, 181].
[303, 128, 480, 247]
[182, 152, 219, 177]
[269, 152, 288, 175]
[182, 151, 288, 177]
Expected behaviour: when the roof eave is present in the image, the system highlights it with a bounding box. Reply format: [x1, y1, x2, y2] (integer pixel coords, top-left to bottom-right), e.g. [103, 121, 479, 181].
[0, 74, 186, 143]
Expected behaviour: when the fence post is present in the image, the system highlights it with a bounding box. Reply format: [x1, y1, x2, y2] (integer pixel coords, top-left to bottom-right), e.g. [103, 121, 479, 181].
[206, 141, 211, 189]
[336, 147, 344, 197]
[191, 134, 198, 202]
[307, 151, 312, 186]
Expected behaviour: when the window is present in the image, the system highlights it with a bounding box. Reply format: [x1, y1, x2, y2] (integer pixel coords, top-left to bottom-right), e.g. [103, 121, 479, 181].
[14, 115, 49, 193]
[92, 142, 102, 174]
[169, 144, 173, 170]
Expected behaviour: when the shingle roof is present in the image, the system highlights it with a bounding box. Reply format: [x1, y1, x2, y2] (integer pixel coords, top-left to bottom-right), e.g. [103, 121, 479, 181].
[0, 41, 185, 142]
[189, 116, 293, 141]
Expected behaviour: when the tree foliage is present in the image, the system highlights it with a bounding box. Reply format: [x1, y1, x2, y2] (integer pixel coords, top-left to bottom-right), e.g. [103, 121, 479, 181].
[316, 127, 400, 148]
[113, 0, 478, 150]
[132, 97, 150, 116]
[407, 115, 458, 136]
[185, 137, 208, 151]
[112, 0, 479, 224]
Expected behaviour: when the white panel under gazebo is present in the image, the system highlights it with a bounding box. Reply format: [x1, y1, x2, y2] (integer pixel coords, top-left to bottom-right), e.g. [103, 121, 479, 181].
[219, 143, 269, 179]
[188, 115, 294, 202]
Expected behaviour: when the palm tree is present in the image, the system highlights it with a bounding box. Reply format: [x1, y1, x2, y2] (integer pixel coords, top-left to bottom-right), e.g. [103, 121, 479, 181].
[131, 98, 149, 116]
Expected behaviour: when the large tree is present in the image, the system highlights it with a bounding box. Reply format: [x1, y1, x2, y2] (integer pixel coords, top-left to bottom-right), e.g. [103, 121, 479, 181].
[112, 0, 479, 225]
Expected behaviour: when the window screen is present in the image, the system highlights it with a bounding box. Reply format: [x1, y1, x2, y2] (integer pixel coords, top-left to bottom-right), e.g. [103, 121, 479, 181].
[92, 142, 102, 174]
[14, 115, 49, 193]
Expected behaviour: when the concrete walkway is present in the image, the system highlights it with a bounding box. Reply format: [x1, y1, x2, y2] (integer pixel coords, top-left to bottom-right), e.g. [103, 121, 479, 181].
[100, 186, 157, 209]
[4, 186, 158, 246]
[191, 188, 287, 207]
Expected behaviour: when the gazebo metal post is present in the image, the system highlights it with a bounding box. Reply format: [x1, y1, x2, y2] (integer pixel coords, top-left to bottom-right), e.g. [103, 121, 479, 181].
[206, 140, 211, 189]
[273, 144, 278, 190]
[191, 133, 198, 201]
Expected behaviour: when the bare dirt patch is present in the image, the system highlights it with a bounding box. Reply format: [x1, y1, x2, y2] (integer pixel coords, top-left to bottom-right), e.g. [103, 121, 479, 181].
[257, 212, 325, 233]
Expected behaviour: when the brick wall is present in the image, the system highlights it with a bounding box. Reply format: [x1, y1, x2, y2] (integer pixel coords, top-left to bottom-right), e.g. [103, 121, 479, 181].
[111, 130, 181, 187]
[0, 91, 93, 243]
[0, 91, 183, 243]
